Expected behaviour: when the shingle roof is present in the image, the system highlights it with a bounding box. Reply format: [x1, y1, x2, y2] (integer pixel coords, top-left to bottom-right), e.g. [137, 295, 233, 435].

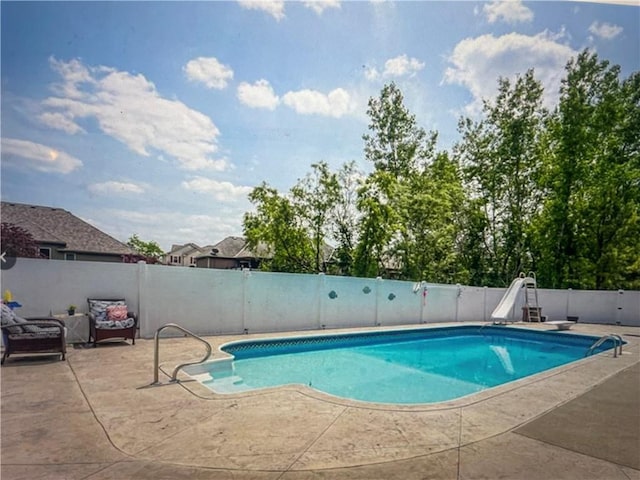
[211, 236, 248, 258]
[1, 202, 135, 256]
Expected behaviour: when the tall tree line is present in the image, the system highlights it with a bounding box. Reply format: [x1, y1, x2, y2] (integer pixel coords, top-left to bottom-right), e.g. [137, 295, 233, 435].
[243, 51, 639, 289]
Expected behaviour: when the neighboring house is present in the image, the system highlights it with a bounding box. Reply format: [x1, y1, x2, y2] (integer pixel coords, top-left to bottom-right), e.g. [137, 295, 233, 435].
[195, 236, 269, 270]
[163, 243, 213, 267]
[1, 201, 135, 262]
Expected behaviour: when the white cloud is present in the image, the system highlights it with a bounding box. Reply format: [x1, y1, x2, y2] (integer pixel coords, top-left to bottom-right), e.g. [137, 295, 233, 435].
[303, 0, 341, 15]
[238, 0, 285, 21]
[42, 57, 229, 172]
[364, 54, 425, 81]
[588, 21, 623, 40]
[237, 80, 280, 110]
[444, 31, 577, 112]
[182, 176, 253, 201]
[282, 88, 354, 117]
[37, 112, 86, 134]
[364, 66, 380, 81]
[184, 57, 234, 89]
[88, 181, 146, 195]
[482, 0, 534, 24]
[1, 137, 83, 174]
[383, 54, 425, 77]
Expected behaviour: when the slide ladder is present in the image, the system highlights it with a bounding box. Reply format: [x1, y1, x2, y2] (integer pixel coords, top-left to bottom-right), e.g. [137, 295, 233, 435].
[523, 272, 541, 322]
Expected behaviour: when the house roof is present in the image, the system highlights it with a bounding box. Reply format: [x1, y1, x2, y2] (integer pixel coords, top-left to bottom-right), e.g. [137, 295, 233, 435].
[212, 236, 247, 257]
[166, 243, 205, 256]
[194, 236, 272, 260]
[1, 202, 135, 256]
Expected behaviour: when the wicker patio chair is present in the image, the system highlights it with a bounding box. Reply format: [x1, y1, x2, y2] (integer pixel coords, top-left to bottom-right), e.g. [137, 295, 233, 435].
[1, 304, 66, 364]
[87, 298, 138, 347]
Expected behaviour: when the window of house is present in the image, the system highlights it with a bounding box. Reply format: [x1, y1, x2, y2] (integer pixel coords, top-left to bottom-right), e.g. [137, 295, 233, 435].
[65, 253, 77, 261]
[39, 248, 51, 259]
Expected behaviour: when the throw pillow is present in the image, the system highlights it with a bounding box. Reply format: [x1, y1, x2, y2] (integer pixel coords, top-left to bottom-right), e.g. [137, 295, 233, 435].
[106, 305, 128, 321]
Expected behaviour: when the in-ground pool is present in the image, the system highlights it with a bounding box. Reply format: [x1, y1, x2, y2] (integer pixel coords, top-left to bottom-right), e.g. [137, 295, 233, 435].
[185, 326, 618, 404]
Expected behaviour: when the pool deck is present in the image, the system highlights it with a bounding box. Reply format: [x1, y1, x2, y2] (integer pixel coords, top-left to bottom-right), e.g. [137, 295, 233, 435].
[1, 322, 639, 479]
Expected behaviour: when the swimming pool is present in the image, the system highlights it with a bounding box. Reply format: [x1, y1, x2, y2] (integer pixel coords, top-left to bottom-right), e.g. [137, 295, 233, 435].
[185, 326, 618, 404]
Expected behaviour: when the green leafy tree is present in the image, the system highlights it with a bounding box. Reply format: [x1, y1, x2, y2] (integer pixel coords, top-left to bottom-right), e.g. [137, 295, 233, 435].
[244, 162, 360, 274]
[456, 70, 545, 286]
[291, 162, 341, 273]
[329, 161, 362, 275]
[243, 182, 315, 273]
[399, 151, 468, 283]
[126, 234, 164, 260]
[355, 83, 432, 277]
[355, 82, 466, 282]
[534, 51, 640, 289]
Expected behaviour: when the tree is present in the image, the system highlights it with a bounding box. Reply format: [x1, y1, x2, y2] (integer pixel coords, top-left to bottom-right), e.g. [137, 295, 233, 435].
[126, 234, 164, 261]
[291, 162, 341, 273]
[396, 151, 469, 283]
[456, 70, 545, 286]
[244, 161, 363, 274]
[243, 182, 315, 273]
[1, 223, 39, 258]
[355, 82, 442, 279]
[534, 51, 640, 289]
[329, 161, 362, 275]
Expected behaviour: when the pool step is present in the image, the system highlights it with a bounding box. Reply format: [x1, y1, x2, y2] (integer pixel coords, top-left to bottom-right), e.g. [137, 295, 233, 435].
[208, 375, 252, 393]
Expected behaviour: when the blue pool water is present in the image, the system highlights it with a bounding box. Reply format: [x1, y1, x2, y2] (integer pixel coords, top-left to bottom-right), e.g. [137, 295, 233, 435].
[192, 326, 617, 404]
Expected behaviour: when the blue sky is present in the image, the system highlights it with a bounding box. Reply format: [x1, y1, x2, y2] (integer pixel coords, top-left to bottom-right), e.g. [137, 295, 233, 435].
[2, 1, 638, 252]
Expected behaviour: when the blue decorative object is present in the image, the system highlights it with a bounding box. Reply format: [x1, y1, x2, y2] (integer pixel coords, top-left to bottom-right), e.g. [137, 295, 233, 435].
[6, 301, 21, 310]
[362, 286, 371, 294]
[328, 290, 338, 299]
[388, 293, 396, 301]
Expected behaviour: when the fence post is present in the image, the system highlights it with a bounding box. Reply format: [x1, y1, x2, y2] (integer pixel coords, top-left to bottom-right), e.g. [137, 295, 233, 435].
[616, 289, 624, 326]
[483, 286, 488, 322]
[374, 276, 382, 326]
[317, 273, 325, 329]
[242, 269, 250, 334]
[137, 261, 146, 337]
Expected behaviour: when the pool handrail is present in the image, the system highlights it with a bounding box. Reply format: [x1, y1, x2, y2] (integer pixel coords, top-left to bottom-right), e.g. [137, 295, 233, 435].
[150, 323, 212, 385]
[586, 334, 623, 358]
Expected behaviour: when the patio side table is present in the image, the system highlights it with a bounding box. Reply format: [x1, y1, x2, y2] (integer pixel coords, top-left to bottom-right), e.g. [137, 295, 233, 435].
[54, 313, 89, 344]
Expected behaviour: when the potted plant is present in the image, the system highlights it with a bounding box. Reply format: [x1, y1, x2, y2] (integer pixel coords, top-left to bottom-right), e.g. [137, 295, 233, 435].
[67, 305, 77, 316]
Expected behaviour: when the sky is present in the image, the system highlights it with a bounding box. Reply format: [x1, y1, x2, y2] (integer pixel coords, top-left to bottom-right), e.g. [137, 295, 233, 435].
[1, 1, 638, 252]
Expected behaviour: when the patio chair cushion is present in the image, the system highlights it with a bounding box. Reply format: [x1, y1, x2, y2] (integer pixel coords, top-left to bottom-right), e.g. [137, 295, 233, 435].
[1, 303, 63, 335]
[1, 304, 24, 334]
[88, 300, 135, 329]
[7, 330, 63, 340]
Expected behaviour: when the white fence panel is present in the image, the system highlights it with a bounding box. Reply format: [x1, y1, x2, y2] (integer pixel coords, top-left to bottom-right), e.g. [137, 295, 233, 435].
[459, 286, 490, 322]
[375, 278, 422, 326]
[321, 275, 377, 329]
[244, 271, 318, 333]
[1, 258, 139, 317]
[424, 284, 460, 323]
[140, 265, 244, 337]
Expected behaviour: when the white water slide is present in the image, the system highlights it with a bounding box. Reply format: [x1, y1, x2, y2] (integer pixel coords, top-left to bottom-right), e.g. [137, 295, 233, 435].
[490, 276, 535, 323]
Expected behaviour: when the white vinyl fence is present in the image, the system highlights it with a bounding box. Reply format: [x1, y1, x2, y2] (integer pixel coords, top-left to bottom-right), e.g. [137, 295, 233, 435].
[2, 258, 639, 339]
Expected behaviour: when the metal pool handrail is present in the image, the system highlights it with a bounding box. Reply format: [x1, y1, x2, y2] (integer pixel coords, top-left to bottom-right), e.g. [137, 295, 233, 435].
[150, 323, 212, 385]
[586, 334, 623, 358]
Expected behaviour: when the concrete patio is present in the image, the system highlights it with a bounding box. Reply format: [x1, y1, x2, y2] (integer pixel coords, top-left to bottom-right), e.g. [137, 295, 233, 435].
[1, 322, 639, 479]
